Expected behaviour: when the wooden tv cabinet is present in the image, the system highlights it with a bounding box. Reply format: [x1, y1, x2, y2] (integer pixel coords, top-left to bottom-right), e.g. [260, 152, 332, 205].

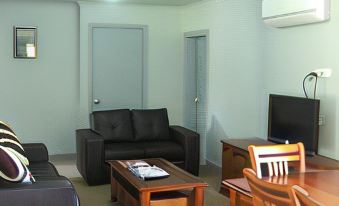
[220, 138, 339, 195]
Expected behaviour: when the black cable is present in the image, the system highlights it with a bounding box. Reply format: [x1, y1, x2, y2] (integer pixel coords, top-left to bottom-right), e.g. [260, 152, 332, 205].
[303, 72, 317, 99]
[303, 75, 309, 98]
[314, 75, 318, 99]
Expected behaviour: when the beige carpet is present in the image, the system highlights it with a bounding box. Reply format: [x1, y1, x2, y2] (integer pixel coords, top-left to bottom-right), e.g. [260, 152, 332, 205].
[70, 164, 229, 206]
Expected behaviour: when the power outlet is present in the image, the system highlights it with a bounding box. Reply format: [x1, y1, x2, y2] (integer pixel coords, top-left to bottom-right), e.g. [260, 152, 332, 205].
[312, 68, 332, 78]
[319, 115, 325, 126]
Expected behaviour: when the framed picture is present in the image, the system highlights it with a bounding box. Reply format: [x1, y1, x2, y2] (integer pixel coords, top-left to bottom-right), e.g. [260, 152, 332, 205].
[14, 26, 37, 59]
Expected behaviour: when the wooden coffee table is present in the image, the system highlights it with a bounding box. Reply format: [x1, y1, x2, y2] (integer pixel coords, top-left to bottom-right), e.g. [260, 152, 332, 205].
[107, 158, 208, 206]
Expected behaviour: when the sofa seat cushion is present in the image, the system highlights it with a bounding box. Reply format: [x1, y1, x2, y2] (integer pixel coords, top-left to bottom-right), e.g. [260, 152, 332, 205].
[137, 141, 184, 161]
[28, 162, 59, 179]
[92, 109, 134, 142]
[105, 143, 145, 160]
[131, 109, 170, 141]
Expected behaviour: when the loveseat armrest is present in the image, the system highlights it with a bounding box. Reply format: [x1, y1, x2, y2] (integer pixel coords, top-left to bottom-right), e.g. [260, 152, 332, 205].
[22, 143, 49, 163]
[0, 177, 79, 206]
[76, 129, 107, 185]
[170, 125, 200, 176]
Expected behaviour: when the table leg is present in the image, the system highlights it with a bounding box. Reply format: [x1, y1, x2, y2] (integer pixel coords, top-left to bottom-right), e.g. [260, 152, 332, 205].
[194, 187, 205, 206]
[140, 191, 151, 206]
[111, 169, 117, 202]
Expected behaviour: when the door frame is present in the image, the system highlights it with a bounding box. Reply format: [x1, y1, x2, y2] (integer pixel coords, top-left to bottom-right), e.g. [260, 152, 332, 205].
[184, 30, 209, 165]
[88, 23, 148, 113]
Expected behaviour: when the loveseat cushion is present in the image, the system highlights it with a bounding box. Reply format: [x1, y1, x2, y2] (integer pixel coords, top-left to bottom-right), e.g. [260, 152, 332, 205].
[0, 121, 33, 183]
[104, 143, 144, 160]
[92, 109, 134, 142]
[137, 141, 184, 161]
[131, 108, 170, 141]
[0, 122, 29, 166]
[28, 162, 59, 179]
[0, 159, 57, 183]
[0, 146, 28, 183]
[0, 120, 15, 133]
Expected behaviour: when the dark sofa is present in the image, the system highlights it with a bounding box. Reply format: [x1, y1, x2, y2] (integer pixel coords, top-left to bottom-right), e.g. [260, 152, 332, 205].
[76, 108, 200, 186]
[0, 143, 79, 206]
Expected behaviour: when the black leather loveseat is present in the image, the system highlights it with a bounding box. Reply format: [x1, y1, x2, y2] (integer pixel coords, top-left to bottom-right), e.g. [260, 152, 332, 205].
[76, 108, 200, 186]
[0, 143, 79, 206]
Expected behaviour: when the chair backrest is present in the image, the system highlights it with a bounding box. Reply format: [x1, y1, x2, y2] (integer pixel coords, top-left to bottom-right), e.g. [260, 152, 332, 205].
[292, 185, 325, 206]
[243, 168, 297, 206]
[248, 142, 306, 178]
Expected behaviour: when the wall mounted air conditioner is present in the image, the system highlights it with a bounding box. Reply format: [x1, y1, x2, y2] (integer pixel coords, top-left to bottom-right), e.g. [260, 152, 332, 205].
[262, 0, 330, 28]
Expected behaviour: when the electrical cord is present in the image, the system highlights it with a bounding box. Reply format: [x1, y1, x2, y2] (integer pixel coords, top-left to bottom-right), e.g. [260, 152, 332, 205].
[313, 75, 318, 99]
[303, 72, 318, 99]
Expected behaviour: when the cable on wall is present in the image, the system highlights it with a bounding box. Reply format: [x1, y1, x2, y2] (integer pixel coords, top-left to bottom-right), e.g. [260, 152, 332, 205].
[302, 72, 318, 99]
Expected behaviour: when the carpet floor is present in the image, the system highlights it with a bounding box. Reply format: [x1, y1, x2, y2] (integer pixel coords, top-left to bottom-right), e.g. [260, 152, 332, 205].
[70, 165, 229, 206]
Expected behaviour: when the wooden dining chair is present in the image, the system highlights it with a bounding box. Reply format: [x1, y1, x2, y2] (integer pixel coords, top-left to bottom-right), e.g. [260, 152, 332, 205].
[243, 168, 298, 206]
[292, 185, 325, 206]
[248, 142, 306, 178]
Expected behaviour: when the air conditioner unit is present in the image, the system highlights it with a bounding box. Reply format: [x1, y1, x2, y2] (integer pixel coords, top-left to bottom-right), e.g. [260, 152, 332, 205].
[262, 0, 330, 28]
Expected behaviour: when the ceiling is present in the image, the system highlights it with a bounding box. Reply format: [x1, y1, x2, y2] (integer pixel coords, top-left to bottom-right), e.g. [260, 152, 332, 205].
[49, 0, 203, 6]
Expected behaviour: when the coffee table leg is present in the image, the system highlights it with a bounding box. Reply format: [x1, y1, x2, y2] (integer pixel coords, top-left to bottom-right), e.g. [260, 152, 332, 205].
[140, 191, 151, 206]
[111, 170, 117, 202]
[194, 187, 204, 206]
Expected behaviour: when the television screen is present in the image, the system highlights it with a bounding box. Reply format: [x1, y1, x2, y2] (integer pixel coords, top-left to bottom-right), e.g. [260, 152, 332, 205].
[268, 94, 320, 155]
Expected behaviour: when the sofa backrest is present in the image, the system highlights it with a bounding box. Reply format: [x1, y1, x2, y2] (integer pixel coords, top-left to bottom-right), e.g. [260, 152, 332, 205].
[131, 108, 170, 141]
[91, 109, 134, 142]
[91, 108, 170, 142]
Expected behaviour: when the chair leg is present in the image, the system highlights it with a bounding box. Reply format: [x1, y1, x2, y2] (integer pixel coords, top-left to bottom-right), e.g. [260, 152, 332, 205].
[229, 189, 237, 206]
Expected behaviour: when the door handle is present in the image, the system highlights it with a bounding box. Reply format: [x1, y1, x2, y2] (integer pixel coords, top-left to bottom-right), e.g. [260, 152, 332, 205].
[94, 99, 100, 104]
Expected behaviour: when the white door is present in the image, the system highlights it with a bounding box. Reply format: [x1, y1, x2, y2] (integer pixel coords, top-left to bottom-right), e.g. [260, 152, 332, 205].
[92, 27, 144, 111]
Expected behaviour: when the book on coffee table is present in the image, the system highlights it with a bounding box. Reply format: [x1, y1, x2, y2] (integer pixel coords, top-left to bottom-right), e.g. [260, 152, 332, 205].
[126, 160, 170, 180]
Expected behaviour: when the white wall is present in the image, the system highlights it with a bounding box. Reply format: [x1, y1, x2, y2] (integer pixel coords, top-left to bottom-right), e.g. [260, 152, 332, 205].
[181, 0, 264, 166]
[78, 2, 183, 128]
[0, 1, 79, 154]
[262, 1, 339, 159]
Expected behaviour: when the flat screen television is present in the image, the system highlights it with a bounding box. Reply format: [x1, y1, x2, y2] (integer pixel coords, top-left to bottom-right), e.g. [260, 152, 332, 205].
[268, 94, 320, 155]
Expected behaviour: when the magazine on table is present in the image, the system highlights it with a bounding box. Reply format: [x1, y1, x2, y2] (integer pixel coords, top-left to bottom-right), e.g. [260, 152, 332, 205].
[126, 160, 170, 180]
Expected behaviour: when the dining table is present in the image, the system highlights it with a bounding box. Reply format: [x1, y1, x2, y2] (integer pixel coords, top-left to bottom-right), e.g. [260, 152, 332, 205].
[223, 170, 339, 206]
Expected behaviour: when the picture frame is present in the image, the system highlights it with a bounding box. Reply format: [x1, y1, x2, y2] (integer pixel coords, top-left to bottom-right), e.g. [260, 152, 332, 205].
[14, 26, 37, 59]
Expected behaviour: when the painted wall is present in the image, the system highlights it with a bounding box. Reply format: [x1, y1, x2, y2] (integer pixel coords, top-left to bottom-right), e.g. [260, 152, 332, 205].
[0, 1, 79, 154]
[262, 1, 339, 160]
[181, 0, 264, 166]
[78, 2, 183, 128]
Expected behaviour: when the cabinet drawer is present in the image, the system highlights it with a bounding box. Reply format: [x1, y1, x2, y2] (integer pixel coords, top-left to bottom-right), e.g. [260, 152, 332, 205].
[222, 144, 252, 180]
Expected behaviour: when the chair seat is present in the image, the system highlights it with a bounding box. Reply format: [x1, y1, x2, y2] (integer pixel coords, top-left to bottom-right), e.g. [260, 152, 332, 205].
[104, 141, 184, 161]
[28, 162, 59, 178]
[222, 178, 252, 197]
[105, 143, 144, 160]
[137, 141, 184, 161]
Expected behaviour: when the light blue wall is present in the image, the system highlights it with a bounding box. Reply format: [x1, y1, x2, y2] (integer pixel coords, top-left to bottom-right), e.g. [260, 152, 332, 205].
[262, 1, 339, 160]
[0, 1, 79, 155]
[181, 0, 265, 166]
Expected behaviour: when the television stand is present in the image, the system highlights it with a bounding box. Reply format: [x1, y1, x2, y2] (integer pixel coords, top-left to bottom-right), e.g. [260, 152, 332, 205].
[306, 151, 316, 157]
[220, 137, 339, 195]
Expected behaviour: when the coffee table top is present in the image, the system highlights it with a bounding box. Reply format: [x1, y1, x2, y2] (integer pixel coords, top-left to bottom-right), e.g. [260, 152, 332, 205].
[107, 158, 208, 192]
